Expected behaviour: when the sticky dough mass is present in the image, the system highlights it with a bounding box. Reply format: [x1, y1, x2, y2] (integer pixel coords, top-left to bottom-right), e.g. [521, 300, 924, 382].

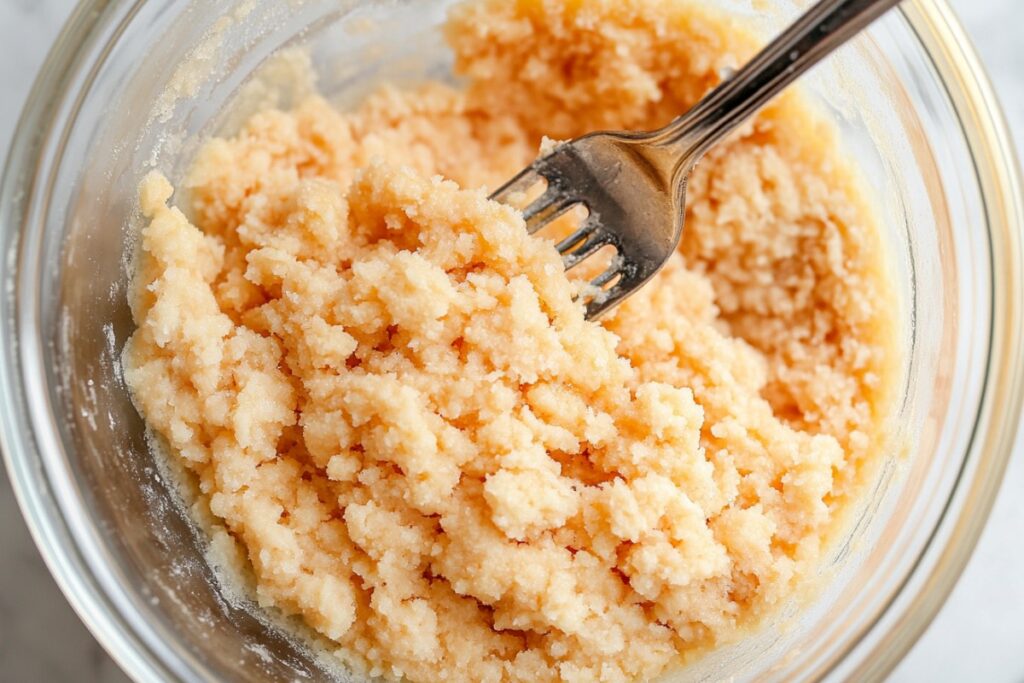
[124, 0, 896, 681]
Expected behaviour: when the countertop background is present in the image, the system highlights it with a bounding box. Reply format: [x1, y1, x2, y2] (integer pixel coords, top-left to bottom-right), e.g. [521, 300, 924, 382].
[1, 0, 1022, 681]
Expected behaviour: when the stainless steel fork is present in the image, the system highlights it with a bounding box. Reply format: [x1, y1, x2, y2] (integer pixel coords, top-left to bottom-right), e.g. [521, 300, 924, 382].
[490, 0, 903, 319]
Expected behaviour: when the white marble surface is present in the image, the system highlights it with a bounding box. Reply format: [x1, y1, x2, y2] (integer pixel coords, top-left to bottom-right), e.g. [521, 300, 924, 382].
[0, 1, 1022, 681]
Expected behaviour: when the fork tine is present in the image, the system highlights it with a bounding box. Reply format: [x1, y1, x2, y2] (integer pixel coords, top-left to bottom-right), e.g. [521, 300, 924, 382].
[562, 233, 610, 270]
[521, 190, 576, 233]
[554, 215, 600, 254]
[584, 275, 638, 320]
[490, 165, 576, 234]
[589, 262, 622, 288]
[489, 164, 543, 205]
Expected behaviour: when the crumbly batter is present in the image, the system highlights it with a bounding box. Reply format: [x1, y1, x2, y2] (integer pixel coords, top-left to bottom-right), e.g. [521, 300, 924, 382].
[124, 0, 896, 681]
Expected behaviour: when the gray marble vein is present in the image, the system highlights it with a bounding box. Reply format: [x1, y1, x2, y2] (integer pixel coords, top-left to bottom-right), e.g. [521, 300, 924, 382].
[0, 0, 1021, 681]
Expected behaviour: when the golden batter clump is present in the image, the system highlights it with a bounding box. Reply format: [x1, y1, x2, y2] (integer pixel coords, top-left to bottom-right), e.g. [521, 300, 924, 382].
[124, 0, 896, 681]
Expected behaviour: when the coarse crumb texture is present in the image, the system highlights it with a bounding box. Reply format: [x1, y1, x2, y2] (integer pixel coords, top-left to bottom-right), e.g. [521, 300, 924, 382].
[123, 0, 896, 681]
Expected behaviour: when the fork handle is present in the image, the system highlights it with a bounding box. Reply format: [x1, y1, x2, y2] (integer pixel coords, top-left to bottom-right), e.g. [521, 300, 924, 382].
[653, 0, 902, 161]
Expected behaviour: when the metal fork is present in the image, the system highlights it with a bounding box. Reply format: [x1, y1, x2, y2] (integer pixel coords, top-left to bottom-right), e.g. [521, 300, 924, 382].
[490, 0, 902, 319]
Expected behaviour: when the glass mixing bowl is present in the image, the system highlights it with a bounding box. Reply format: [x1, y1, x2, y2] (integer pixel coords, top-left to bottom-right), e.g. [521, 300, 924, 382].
[1, 0, 1022, 681]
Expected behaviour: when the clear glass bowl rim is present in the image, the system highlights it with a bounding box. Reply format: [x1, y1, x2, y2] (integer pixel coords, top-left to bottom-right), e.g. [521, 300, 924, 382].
[1, 0, 1022, 681]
